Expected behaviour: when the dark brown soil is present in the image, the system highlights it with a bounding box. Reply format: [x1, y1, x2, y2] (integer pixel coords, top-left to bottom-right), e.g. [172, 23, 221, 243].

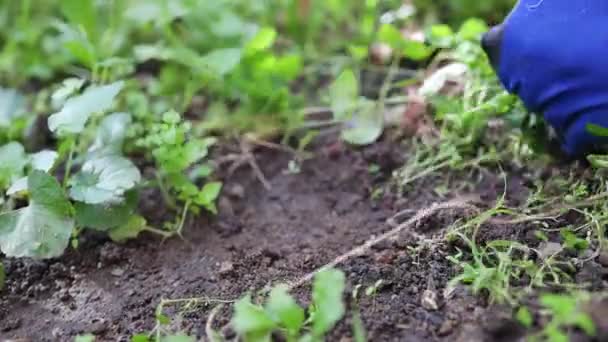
[0, 139, 605, 341]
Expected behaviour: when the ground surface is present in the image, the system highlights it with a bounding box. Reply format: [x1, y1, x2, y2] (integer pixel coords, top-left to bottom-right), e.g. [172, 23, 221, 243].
[1, 138, 606, 341]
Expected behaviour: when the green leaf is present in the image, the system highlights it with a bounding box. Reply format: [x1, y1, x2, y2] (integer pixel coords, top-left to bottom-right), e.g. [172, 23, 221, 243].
[312, 269, 346, 336]
[572, 312, 596, 336]
[378, 24, 405, 49]
[48, 81, 124, 135]
[0, 261, 5, 290]
[429, 24, 455, 47]
[51, 78, 85, 109]
[540, 294, 577, 317]
[587, 154, 608, 169]
[458, 18, 488, 41]
[6, 150, 59, 197]
[69, 155, 141, 205]
[196, 182, 222, 207]
[0, 171, 74, 259]
[74, 334, 96, 342]
[402, 40, 433, 61]
[232, 296, 277, 341]
[31, 150, 59, 172]
[61, 0, 97, 42]
[246, 27, 277, 55]
[0, 142, 27, 189]
[266, 284, 305, 335]
[130, 335, 150, 342]
[108, 215, 147, 243]
[341, 99, 383, 146]
[74, 191, 138, 230]
[586, 123, 608, 137]
[516, 307, 533, 328]
[0, 88, 25, 127]
[329, 69, 358, 121]
[200, 49, 242, 76]
[160, 334, 196, 342]
[88, 112, 132, 156]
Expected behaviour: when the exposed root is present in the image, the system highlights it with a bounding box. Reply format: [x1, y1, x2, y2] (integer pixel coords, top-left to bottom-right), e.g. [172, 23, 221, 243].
[205, 304, 224, 342]
[286, 197, 480, 290]
[488, 192, 608, 225]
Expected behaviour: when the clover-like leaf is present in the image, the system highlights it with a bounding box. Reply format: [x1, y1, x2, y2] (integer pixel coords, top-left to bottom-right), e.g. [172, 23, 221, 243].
[69, 155, 141, 205]
[48, 81, 124, 135]
[0, 171, 74, 259]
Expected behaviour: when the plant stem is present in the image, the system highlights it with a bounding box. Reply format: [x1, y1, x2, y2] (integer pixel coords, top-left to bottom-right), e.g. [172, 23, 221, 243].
[63, 140, 76, 189]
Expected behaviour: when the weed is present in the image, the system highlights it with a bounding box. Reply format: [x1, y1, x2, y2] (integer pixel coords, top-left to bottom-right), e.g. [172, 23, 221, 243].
[531, 292, 596, 342]
[232, 268, 346, 342]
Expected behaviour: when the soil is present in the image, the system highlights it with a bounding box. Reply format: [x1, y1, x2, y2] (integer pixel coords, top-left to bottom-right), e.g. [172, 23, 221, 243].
[0, 138, 606, 341]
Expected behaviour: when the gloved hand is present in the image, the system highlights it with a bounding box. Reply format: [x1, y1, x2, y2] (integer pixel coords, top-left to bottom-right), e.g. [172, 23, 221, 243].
[481, 0, 608, 156]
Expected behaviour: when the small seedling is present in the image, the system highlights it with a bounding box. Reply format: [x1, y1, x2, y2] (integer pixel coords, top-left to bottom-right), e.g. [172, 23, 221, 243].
[232, 268, 346, 342]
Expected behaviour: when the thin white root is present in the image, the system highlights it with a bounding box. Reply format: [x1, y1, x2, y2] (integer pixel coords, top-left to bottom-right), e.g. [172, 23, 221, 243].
[286, 197, 479, 290]
[205, 304, 224, 342]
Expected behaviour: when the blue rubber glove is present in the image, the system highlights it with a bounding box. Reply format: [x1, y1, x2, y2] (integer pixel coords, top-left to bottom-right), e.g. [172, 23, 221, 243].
[481, 0, 608, 156]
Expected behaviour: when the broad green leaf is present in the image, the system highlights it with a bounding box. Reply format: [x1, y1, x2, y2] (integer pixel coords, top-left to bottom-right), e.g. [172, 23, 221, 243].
[108, 215, 147, 243]
[329, 69, 358, 121]
[429, 24, 455, 47]
[0, 88, 25, 127]
[74, 191, 138, 230]
[31, 150, 59, 172]
[69, 155, 141, 205]
[6, 178, 28, 196]
[64, 39, 97, 69]
[266, 284, 305, 335]
[402, 40, 433, 61]
[51, 78, 85, 109]
[48, 81, 124, 135]
[312, 269, 346, 336]
[378, 24, 405, 49]
[588, 154, 608, 169]
[232, 296, 276, 341]
[125, 1, 187, 25]
[88, 112, 132, 156]
[0, 171, 74, 259]
[0, 142, 27, 189]
[458, 18, 488, 41]
[586, 123, 608, 137]
[246, 27, 277, 55]
[200, 49, 242, 76]
[6, 150, 59, 196]
[341, 99, 383, 146]
[61, 0, 97, 42]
